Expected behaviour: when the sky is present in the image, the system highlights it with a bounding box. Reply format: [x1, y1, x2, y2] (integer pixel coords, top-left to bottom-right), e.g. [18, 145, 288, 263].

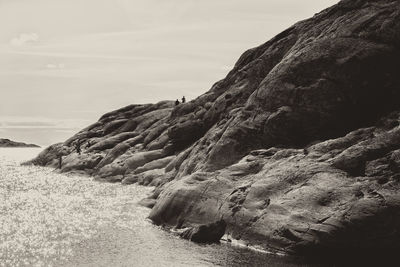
[0, 0, 339, 146]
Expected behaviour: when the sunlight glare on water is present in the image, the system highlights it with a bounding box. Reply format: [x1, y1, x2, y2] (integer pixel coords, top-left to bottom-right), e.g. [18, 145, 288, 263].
[0, 148, 152, 266]
[0, 148, 311, 267]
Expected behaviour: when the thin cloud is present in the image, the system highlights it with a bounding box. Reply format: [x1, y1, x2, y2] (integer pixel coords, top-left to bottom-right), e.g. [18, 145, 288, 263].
[10, 33, 39, 46]
[0, 116, 90, 130]
[4, 50, 160, 61]
[45, 63, 65, 69]
[4, 121, 56, 127]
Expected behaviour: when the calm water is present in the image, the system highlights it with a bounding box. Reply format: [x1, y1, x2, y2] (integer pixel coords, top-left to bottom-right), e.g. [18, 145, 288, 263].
[0, 148, 316, 267]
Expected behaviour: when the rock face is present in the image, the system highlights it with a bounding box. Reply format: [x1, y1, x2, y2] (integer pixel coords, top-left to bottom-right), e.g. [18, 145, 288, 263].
[0, 138, 40, 148]
[29, 0, 400, 260]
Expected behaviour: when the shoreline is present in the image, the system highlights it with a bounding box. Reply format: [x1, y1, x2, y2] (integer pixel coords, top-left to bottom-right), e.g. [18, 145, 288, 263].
[25, 0, 400, 261]
[25, 161, 296, 262]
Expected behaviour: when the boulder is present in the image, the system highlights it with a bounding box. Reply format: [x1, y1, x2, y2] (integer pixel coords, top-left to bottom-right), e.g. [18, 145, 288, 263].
[96, 142, 131, 169]
[60, 153, 103, 173]
[88, 132, 138, 152]
[179, 220, 227, 243]
[124, 150, 166, 172]
[138, 198, 157, 209]
[123, 169, 166, 186]
[134, 156, 175, 174]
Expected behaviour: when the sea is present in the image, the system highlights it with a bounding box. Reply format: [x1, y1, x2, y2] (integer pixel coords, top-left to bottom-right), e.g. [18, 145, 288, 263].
[0, 148, 322, 267]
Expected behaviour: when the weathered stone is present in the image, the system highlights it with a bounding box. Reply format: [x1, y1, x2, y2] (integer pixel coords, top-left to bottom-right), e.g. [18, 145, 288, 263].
[134, 156, 175, 174]
[60, 153, 103, 173]
[124, 150, 166, 172]
[179, 220, 227, 243]
[138, 198, 157, 209]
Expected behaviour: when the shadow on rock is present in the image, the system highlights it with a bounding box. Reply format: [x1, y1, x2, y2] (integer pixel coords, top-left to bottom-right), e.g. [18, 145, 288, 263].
[179, 220, 227, 244]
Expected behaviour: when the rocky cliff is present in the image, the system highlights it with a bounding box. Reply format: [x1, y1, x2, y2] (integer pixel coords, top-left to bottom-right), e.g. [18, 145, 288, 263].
[0, 138, 39, 148]
[29, 0, 400, 260]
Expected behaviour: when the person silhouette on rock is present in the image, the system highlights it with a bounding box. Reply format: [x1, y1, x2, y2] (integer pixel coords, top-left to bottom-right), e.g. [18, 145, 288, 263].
[58, 155, 62, 169]
[86, 140, 92, 149]
[182, 96, 186, 103]
[175, 99, 180, 106]
[75, 140, 81, 155]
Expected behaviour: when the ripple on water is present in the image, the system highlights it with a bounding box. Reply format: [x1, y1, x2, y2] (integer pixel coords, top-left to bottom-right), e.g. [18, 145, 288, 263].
[0, 148, 152, 267]
[0, 148, 320, 267]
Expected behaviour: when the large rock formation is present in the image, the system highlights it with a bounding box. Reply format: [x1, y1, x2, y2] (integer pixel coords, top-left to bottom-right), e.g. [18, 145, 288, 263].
[0, 138, 39, 148]
[29, 0, 400, 260]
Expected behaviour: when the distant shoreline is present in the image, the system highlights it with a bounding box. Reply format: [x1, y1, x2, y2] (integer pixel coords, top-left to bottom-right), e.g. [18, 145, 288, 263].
[0, 138, 40, 148]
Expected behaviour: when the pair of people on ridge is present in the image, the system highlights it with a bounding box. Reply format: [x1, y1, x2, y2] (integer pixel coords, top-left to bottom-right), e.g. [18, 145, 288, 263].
[175, 96, 186, 106]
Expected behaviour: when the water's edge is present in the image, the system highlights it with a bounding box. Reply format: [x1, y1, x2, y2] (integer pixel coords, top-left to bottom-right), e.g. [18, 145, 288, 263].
[1, 148, 314, 267]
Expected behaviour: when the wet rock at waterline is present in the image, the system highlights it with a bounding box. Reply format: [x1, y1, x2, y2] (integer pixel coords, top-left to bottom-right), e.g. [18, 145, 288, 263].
[28, 0, 400, 259]
[179, 220, 227, 244]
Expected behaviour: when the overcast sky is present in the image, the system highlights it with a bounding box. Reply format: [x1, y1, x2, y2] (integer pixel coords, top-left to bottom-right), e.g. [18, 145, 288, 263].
[0, 0, 338, 146]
